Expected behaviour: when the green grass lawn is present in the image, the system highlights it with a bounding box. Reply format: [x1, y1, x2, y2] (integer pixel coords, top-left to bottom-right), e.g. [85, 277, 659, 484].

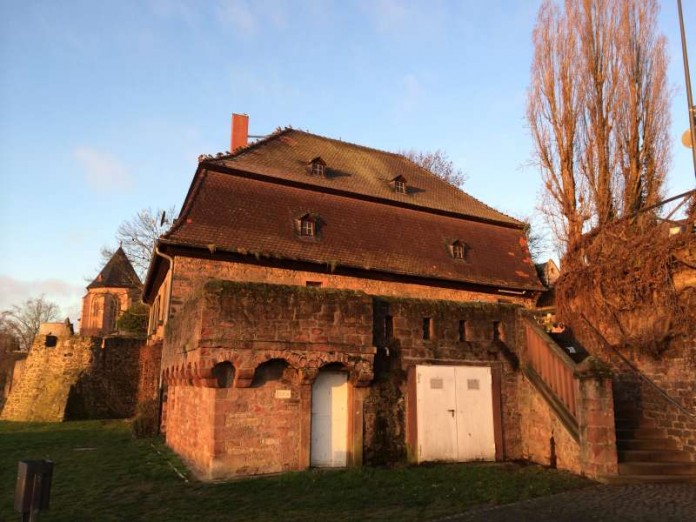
[0, 420, 592, 521]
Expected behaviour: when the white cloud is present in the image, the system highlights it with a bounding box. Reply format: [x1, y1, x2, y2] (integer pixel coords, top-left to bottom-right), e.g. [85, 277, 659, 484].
[74, 147, 134, 192]
[0, 275, 84, 323]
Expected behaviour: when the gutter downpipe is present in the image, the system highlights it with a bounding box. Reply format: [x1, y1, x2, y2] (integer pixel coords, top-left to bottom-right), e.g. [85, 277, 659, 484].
[154, 246, 175, 435]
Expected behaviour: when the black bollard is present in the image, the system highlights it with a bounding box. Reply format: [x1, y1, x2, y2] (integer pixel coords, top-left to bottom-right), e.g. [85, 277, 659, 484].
[14, 460, 53, 522]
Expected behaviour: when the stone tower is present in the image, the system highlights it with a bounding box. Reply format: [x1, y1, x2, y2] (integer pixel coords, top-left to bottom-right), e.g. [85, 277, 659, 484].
[80, 247, 142, 336]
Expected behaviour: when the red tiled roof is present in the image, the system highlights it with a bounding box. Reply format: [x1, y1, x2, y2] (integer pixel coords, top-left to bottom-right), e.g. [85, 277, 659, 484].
[161, 171, 542, 291]
[206, 129, 520, 226]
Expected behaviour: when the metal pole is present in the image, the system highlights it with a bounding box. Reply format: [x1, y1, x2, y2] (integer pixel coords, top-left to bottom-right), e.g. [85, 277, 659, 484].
[678, 0, 696, 180]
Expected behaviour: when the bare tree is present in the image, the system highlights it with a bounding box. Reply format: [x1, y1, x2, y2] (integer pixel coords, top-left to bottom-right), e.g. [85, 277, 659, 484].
[1, 296, 61, 351]
[615, 0, 670, 215]
[400, 149, 468, 187]
[528, 0, 588, 247]
[528, 0, 670, 250]
[102, 206, 177, 279]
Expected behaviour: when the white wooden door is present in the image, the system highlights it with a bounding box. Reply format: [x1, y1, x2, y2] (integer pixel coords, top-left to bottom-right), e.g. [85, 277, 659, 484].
[416, 365, 458, 461]
[415, 365, 495, 462]
[454, 366, 495, 460]
[311, 371, 348, 467]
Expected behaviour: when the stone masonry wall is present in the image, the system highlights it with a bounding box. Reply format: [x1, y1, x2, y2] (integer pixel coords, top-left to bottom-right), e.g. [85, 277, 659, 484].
[162, 257, 535, 328]
[1, 353, 26, 413]
[518, 375, 581, 474]
[366, 298, 524, 464]
[162, 281, 375, 479]
[1, 334, 97, 421]
[1, 333, 144, 422]
[573, 319, 696, 462]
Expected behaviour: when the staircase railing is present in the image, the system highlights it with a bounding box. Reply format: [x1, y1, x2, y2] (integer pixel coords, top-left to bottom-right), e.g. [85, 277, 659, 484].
[522, 315, 580, 438]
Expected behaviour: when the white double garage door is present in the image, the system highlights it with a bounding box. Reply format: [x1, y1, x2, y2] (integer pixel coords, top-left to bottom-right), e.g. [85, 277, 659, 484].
[416, 365, 496, 462]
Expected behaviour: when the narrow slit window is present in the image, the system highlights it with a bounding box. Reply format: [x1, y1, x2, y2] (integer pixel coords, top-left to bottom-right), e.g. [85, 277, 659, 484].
[458, 320, 468, 342]
[384, 315, 393, 340]
[493, 321, 502, 341]
[423, 317, 432, 340]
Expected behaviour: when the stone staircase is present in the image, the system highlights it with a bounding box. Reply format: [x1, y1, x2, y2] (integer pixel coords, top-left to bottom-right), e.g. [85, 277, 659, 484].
[611, 403, 696, 483]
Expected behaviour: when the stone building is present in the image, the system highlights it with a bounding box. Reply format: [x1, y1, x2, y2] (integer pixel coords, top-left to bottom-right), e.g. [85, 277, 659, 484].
[81, 247, 141, 336]
[142, 115, 620, 481]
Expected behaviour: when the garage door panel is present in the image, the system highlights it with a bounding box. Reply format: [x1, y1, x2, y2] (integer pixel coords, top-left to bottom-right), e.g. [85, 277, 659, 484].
[454, 366, 495, 461]
[416, 366, 457, 461]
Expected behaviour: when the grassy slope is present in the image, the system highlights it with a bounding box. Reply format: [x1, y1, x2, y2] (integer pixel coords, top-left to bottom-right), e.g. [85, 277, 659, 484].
[0, 420, 592, 521]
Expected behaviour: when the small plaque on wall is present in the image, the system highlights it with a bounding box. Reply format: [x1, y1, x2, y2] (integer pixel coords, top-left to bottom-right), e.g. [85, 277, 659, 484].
[275, 389, 292, 399]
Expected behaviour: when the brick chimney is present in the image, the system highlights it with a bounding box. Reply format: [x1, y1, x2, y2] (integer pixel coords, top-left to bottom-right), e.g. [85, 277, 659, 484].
[231, 113, 249, 152]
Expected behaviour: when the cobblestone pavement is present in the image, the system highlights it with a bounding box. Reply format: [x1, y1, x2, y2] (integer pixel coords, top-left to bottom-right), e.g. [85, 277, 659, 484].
[436, 483, 696, 522]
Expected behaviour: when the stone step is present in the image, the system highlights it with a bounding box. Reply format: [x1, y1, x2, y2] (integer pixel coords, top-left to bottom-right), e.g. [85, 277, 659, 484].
[619, 462, 696, 476]
[615, 427, 667, 439]
[617, 438, 679, 451]
[618, 449, 694, 463]
[602, 474, 696, 485]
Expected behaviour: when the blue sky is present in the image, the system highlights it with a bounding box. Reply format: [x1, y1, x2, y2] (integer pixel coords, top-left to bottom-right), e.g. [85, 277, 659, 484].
[1, 0, 694, 321]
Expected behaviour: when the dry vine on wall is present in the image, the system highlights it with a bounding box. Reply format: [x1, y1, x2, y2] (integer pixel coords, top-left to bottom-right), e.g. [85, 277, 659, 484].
[557, 219, 695, 358]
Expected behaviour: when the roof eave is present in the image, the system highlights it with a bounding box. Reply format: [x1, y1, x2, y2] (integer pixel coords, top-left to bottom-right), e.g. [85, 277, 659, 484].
[157, 238, 545, 293]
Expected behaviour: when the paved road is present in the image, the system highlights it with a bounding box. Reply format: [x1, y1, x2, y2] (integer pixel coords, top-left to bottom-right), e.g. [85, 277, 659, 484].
[436, 483, 696, 522]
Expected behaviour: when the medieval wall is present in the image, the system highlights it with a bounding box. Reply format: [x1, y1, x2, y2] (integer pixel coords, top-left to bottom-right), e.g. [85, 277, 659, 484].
[1, 333, 144, 422]
[162, 281, 375, 479]
[559, 239, 696, 461]
[518, 376, 582, 474]
[365, 298, 524, 464]
[154, 257, 535, 337]
[160, 279, 618, 480]
[0, 351, 26, 412]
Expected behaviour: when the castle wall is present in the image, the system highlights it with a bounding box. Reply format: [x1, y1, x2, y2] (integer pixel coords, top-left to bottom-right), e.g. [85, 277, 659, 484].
[161, 281, 374, 480]
[1, 333, 144, 422]
[149, 257, 536, 341]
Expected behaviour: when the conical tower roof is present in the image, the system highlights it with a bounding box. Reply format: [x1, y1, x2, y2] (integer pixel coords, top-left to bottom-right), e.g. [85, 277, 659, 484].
[87, 247, 142, 290]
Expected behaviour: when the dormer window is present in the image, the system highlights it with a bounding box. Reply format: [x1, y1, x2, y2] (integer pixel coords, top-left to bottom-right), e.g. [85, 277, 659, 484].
[392, 175, 407, 194]
[298, 214, 316, 237]
[451, 240, 468, 260]
[308, 157, 326, 177]
[300, 217, 315, 237]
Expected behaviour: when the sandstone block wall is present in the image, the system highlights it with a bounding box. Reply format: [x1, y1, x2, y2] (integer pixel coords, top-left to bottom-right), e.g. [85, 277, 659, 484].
[1, 352, 26, 412]
[1, 334, 97, 421]
[154, 256, 535, 336]
[159, 280, 618, 480]
[573, 320, 696, 462]
[1, 333, 144, 422]
[365, 298, 525, 464]
[162, 281, 375, 479]
[518, 375, 581, 474]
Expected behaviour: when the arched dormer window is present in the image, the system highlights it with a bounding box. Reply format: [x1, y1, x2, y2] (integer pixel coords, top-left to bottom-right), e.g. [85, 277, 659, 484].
[450, 240, 469, 261]
[392, 175, 407, 194]
[307, 157, 326, 177]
